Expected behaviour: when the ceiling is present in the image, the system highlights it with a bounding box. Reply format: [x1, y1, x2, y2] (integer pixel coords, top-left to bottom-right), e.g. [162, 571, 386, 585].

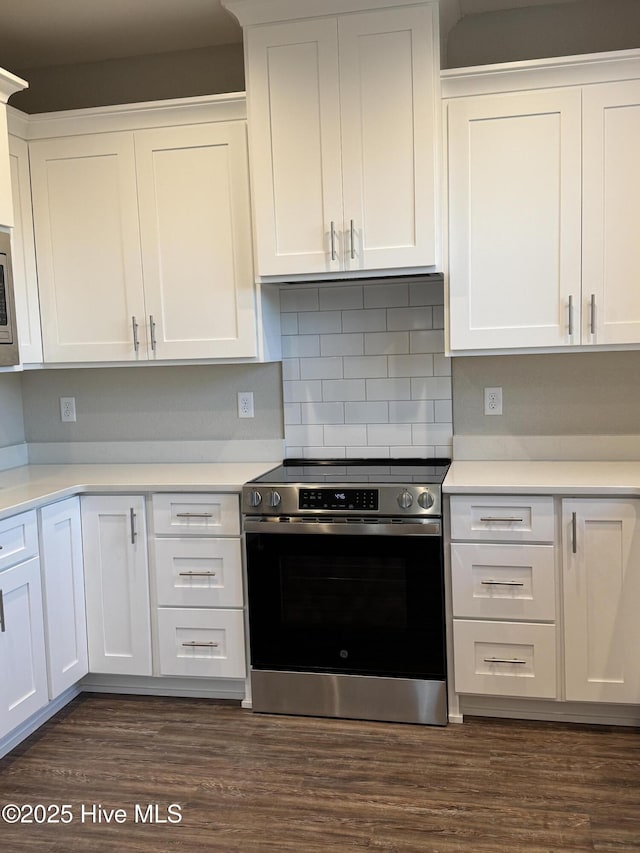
[3, 0, 583, 71]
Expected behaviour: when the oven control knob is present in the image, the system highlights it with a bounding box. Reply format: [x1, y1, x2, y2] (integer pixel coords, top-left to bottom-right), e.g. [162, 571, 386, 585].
[268, 490, 282, 508]
[418, 490, 434, 509]
[397, 489, 414, 509]
[247, 489, 262, 508]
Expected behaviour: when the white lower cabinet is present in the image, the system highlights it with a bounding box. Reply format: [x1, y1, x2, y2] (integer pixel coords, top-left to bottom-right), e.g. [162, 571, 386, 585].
[0, 510, 48, 740]
[39, 497, 88, 699]
[562, 498, 640, 704]
[449, 495, 558, 701]
[81, 495, 152, 676]
[151, 493, 246, 680]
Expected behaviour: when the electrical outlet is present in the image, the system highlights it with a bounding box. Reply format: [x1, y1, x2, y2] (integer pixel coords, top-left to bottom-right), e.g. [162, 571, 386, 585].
[60, 396, 77, 423]
[238, 391, 255, 419]
[484, 387, 503, 416]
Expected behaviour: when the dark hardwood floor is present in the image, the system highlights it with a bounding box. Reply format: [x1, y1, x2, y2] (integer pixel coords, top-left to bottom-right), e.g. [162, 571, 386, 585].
[0, 693, 638, 852]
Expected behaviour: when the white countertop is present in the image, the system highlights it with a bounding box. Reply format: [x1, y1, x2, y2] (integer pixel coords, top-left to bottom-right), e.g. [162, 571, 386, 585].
[444, 460, 640, 495]
[0, 461, 279, 520]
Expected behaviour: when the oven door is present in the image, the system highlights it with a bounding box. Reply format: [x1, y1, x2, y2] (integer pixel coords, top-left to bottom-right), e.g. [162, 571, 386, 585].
[244, 519, 445, 680]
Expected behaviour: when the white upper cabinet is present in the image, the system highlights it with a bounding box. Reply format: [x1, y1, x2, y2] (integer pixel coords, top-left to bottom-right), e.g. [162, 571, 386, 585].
[0, 68, 28, 228]
[30, 133, 146, 363]
[238, 1, 439, 279]
[23, 96, 279, 364]
[8, 133, 42, 363]
[582, 80, 640, 345]
[135, 122, 258, 360]
[444, 50, 640, 354]
[447, 89, 582, 351]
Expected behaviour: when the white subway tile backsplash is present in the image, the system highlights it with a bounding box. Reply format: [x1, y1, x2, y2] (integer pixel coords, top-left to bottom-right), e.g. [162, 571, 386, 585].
[322, 379, 366, 402]
[366, 378, 411, 401]
[342, 309, 387, 333]
[389, 400, 435, 423]
[364, 332, 409, 355]
[345, 401, 389, 423]
[410, 330, 445, 354]
[387, 307, 433, 331]
[283, 380, 323, 403]
[280, 288, 319, 312]
[320, 333, 364, 357]
[300, 357, 343, 380]
[411, 377, 452, 400]
[388, 354, 434, 378]
[324, 424, 368, 446]
[282, 335, 320, 358]
[364, 283, 409, 308]
[319, 285, 364, 311]
[279, 281, 451, 457]
[301, 402, 345, 424]
[367, 424, 412, 446]
[343, 356, 387, 379]
[298, 311, 342, 334]
[282, 358, 301, 381]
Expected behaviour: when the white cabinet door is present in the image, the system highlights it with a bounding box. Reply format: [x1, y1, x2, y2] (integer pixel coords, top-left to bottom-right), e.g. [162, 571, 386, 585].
[81, 496, 152, 676]
[246, 17, 343, 277]
[40, 497, 88, 699]
[9, 134, 42, 364]
[338, 4, 437, 272]
[0, 556, 48, 739]
[583, 80, 640, 345]
[135, 122, 258, 359]
[447, 88, 582, 350]
[29, 133, 147, 362]
[563, 499, 640, 704]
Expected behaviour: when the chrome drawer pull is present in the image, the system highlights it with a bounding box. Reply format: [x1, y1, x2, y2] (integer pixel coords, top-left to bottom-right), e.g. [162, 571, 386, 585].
[568, 294, 574, 336]
[479, 517, 524, 523]
[572, 511, 577, 554]
[0, 590, 5, 633]
[132, 315, 139, 353]
[178, 571, 217, 578]
[484, 657, 527, 665]
[130, 508, 137, 545]
[481, 580, 525, 587]
[330, 221, 337, 261]
[182, 641, 218, 648]
[176, 512, 213, 518]
[149, 315, 157, 352]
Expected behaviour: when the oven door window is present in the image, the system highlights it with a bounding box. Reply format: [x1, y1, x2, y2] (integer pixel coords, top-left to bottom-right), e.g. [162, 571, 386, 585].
[246, 532, 445, 680]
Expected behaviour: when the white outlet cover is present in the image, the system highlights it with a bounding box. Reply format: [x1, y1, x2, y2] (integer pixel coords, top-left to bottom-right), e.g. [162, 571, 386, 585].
[484, 387, 503, 416]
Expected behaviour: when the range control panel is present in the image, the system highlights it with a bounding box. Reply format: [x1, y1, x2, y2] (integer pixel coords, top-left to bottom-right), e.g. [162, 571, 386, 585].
[299, 489, 378, 511]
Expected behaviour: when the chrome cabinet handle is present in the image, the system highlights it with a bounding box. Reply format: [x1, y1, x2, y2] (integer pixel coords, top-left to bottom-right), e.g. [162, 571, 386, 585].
[571, 511, 577, 554]
[130, 508, 137, 545]
[179, 571, 217, 578]
[479, 517, 524, 523]
[176, 512, 213, 519]
[350, 219, 356, 259]
[481, 580, 525, 587]
[149, 315, 157, 352]
[132, 316, 139, 353]
[0, 590, 5, 633]
[330, 221, 337, 261]
[568, 294, 574, 336]
[182, 641, 218, 648]
[590, 294, 596, 335]
[484, 657, 527, 665]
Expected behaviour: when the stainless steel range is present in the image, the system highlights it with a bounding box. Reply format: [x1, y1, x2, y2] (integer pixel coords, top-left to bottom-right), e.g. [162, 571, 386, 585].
[242, 458, 450, 726]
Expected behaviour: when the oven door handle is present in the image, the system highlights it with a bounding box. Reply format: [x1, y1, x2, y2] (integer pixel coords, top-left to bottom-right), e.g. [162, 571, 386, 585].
[243, 518, 441, 536]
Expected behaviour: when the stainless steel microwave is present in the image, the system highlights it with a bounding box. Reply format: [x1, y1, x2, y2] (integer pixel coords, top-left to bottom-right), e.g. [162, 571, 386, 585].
[0, 230, 19, 366]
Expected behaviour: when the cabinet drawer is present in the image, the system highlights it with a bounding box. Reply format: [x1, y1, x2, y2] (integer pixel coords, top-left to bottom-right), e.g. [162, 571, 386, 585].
[157, 608, 246, 678]
[451, 542, 556, 621]
[450, 495, 554, 542]
[154, 538, 243, 608]
[0, 510, 38, 572]
[453, 619, 557, 699]
[152, 493, 240, 536]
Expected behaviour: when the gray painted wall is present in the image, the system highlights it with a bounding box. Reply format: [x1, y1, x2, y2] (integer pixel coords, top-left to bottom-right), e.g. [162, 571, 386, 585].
[0, 374, 25, 448]
[20, 363, 283, 444]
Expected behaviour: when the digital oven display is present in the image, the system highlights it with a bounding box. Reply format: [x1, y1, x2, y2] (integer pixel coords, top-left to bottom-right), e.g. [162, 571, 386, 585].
[299, 488, 378, 511]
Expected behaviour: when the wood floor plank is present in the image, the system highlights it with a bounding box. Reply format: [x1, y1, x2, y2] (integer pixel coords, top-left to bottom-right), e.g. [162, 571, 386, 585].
[0, 694, 638, 852]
